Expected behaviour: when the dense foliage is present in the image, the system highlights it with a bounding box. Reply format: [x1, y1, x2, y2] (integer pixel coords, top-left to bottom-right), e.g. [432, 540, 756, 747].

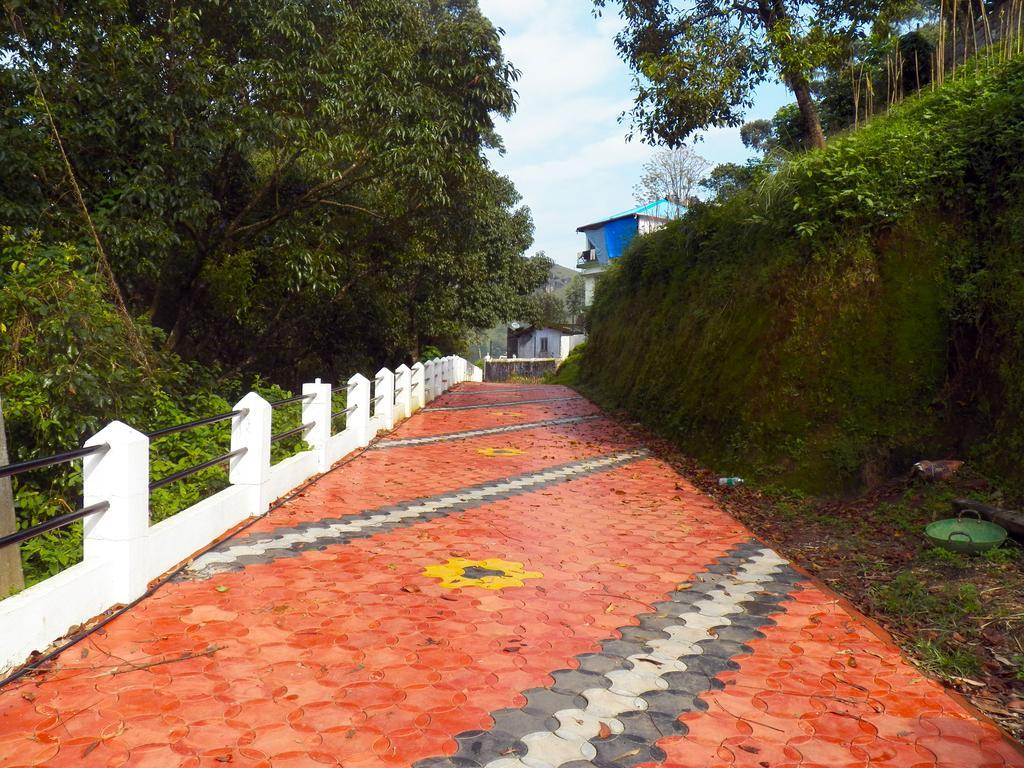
[593, 0, 918, 148]
[0, 231, 311, 582]
[574, 55, 1024, 494]
[1, 0, 545, 378]
[0, 0, 544, 585]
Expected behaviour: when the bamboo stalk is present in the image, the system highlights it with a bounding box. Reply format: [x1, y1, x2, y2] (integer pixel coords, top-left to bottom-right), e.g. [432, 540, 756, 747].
[967, 0, 977, 62]
[982, 0, 993, 62]
[1011, 0, 1019, 54]
[937, 0, 945, 86]
[851, 61, 859, 129]
[946, 0, 954, 78]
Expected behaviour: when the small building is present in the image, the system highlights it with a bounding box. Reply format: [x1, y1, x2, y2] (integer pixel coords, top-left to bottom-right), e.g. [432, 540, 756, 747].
[506, 323, 586, 360]
[576, 198, 686, 305]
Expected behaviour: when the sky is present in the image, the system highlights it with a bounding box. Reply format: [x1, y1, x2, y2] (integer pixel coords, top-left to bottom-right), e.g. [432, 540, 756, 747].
[476, 0, 793, 269]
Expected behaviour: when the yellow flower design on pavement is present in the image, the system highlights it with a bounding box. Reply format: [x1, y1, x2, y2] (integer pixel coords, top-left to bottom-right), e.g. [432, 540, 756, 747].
[477, 447, 524, 457]
[423, 557, 542, 590]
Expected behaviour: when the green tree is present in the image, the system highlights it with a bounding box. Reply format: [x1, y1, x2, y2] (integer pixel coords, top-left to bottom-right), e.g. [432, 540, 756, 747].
[565, 275, 586, 326]
[1, 0, 541, 376]
[740, 120, 777, 154]
[700, 162, 762, 199]
[525, 293, 568, 329]
[633, 146, 710, 205]
[594, 0, 906, 149]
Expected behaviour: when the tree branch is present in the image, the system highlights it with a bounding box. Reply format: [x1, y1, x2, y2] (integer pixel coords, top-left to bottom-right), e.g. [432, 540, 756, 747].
[314, 200, 383, 219]
[228, 157, 371, 241]
[220, 147, 304, 244]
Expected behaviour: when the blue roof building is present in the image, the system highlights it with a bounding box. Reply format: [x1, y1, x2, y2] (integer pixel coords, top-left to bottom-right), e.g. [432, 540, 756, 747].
[576, 198, 686, 304]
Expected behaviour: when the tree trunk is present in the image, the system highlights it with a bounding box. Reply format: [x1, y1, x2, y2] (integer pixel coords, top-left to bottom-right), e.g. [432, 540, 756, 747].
[0, 396, 25, 596]
[149, 248, 211, 350]
[788, 74, 827, 150]
[759, 0, 825, 150]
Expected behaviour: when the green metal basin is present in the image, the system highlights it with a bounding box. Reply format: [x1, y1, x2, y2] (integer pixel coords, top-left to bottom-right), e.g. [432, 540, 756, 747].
[925, 515, 1007, 554]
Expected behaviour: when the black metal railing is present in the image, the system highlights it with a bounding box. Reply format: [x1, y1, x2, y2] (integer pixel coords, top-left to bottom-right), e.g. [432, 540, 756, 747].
[146, 408, 250, 491]
[0, 502, 111, 550]
[332, 404, 358, 421]
[0, 444, 113, 550]
[271, 421, 315, 443]
[148, 448, 248, 492]
[0, 443, 109, 480]
[147, 409, 247, 440]
[269, 393, 315, 408]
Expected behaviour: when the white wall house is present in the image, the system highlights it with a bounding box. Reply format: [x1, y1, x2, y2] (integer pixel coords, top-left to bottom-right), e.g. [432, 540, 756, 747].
[577, 198, 687, 305]
[507, 325, 586, 360]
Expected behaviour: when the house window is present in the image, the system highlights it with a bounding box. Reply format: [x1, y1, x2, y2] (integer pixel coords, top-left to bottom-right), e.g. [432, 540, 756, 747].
[540, 337, 549, 355]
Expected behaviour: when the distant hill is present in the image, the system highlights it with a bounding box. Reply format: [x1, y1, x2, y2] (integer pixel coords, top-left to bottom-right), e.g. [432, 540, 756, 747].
[545, 264, 578, 297]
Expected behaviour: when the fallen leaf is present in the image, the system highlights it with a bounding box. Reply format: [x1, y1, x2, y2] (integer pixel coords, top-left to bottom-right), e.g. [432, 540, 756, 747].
[20, 692, 35, 702]
[954, 676, 986, 687]
[605, 604, 617, 614]
[738, 745, 760, 754]
[401, 585, 420, 593]
[598, 722, 612, 739]
[215, 586, 229, 593]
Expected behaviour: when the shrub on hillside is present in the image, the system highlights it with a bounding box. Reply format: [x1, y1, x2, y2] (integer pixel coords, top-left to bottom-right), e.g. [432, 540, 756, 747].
[581, 55, 1024, 493]
[0, 231, 301, 584]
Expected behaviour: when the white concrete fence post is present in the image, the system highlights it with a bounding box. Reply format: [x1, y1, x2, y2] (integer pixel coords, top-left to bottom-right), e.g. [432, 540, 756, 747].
[302, 378, 333, 473]
[82, 422, 151, 605]
[230, 392, 273, 515]
[374, 368, 395, 432]
[348, 373, 371, 446]
[410, 362, 426, 412]
[423, 360, 436, 402]
[394, 365, 412, 421]
[432, 360, 442, 398]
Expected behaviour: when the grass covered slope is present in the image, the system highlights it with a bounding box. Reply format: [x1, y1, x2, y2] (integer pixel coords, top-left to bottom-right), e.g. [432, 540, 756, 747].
[578, 55, 1024, 494]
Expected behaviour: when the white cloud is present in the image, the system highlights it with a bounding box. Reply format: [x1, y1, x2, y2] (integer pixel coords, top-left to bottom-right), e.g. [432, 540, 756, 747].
[478, 1, 792, 267]
[513, 134, 651, 187]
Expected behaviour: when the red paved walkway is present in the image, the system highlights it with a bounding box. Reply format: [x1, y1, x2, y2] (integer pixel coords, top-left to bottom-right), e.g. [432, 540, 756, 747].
[0, 384, 1020, 767]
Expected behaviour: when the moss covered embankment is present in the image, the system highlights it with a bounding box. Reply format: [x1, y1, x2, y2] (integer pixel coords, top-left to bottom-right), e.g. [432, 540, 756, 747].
[576, 56, 1024, 494]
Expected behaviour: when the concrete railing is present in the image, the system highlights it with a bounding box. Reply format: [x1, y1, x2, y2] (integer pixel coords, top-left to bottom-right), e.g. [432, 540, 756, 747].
[0, 355, 483, 673]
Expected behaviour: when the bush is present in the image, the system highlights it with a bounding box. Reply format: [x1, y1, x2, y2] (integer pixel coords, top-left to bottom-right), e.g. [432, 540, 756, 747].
[0, 231, 305, 585]
[579, 55, 1024, 494]
[546, 343, 586, 386]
